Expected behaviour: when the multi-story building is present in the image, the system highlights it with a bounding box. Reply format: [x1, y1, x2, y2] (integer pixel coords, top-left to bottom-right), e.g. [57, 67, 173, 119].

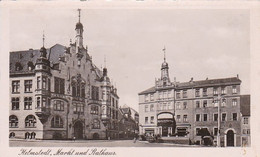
[138, 51, 249, 147]
[240, 95, 250, 147]
[9, 10, 119, 140]
[118, 106, 139, 139]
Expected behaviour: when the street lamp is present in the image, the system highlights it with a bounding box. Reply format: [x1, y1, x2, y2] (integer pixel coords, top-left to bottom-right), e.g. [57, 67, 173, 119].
[215, 94, 224, 147]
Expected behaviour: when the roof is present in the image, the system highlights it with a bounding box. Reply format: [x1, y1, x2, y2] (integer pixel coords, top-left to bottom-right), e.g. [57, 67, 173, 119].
[139, 77, 241, 95]
[240, 95, 250, 116]
[10, 44, 66, 74]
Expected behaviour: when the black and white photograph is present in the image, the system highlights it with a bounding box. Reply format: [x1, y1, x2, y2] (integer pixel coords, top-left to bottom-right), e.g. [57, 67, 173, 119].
[1, 1, 259, 157]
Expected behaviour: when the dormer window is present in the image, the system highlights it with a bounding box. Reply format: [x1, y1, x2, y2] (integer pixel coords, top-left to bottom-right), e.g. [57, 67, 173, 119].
[15, 62, 23, 71]
[27, 62, 35, 71]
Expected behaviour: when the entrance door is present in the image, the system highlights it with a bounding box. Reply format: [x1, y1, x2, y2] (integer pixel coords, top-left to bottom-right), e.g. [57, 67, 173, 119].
[227, 130, 234, 146]
[74, 121, 84, 139]
[162, 126, 168, 137]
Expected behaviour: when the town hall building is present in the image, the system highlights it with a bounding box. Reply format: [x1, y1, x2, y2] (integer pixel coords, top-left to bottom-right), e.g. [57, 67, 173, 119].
[9, 9, 119, 140]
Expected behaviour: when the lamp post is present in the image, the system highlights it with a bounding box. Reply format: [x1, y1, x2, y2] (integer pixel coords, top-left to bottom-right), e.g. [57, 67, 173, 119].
[217, 94, 221, 147]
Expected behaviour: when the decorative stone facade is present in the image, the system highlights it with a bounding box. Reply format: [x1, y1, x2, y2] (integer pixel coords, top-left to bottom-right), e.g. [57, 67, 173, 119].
[9, 10, 119, 140]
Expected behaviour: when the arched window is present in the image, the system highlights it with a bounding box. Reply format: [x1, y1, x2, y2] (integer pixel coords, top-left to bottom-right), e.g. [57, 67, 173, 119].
[9, 132, 15, 138]
[27, 62, 35, 71]
[25, 132, 30, 139]
[51, 116, 63, 128]
[11, 97, 20, 110]
[71, 76, 85, 98]
[93, 119, 100, 129]
[9, 115, 18, 128]
[31, 132, 36, 139]
[15, 62, 23, 71]
[25, 115, 36, 128]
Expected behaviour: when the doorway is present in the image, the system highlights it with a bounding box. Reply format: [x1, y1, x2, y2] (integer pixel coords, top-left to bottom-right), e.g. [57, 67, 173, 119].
[74, 121, 84, 139]
[227, 130, 235, 146]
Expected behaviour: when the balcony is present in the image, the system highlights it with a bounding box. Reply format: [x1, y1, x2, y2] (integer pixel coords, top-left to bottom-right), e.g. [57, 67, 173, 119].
[35, 107, 51, 124]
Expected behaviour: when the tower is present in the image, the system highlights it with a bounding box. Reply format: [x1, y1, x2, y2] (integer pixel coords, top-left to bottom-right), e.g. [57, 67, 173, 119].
[35, 32, 51, 124]
[161, 46, 170, 86]
[75, 9, 84, 49]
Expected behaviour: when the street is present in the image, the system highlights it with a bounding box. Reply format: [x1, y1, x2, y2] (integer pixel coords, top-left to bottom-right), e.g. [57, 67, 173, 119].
[9, 139, 199, 147]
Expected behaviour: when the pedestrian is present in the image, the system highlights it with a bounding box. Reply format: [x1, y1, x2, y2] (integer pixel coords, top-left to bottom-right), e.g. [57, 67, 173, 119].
[73, 136, 76, 142]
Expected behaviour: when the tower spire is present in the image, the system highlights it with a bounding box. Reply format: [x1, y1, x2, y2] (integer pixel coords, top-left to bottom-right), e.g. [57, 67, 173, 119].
[104, 55, 106, 68]
[163, 46, 166, 62]
[78, 8, 81, 23]
[42, 31, 45, 47]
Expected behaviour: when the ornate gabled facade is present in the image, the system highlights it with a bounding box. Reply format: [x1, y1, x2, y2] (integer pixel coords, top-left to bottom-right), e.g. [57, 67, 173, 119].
[138, 48, 249, 147]
[9, 9, 119, 140]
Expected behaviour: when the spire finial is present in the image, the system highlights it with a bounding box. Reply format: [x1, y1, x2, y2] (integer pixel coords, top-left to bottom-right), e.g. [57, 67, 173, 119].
[104, 55, 106, 68]
[78, 8, 81, 22]
[163, 46, 166, 62]
[42, 31, 45, 47]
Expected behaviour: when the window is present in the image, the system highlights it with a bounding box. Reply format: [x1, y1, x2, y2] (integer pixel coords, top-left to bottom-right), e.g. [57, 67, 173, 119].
[36, 97, 40, 108]
[183, 90, 187, 98]
[53, 100, 64, 111]
[90, 105, 99, 115]
[145, 105, 149, 112]
[243, 129, 250, 135]
[24, 80, 32, 92]
[25, 115, 36, 128]
[214, 128, 218, 136]
[232, 86, 237, 94]
[91, 86, 99, 100]
[176, 115, 181, 122]
[196, 114, 200, 121]
[73, 103, 84, 114]
[9, 132, 15, 138]
[221, 99, 226, 107]
[196, 101, 200, 108]
[42, 97, 46, 108]
[42, 76, 47, 89]
[51, 116, 63, 128]
[15, 62, 23, 71]
[11, 97, 19, 110]
[151, 116, 154, 124]
[12, 81, 20, 93]
[243, 117, 249, 124]
[203, 100, 207, 108]
[232, 113, 237, 121]
[27, 62, 34, 71]
[195, 89, 200, 97]
[54, 77, 65, 94]
[150, 94, 154, 101]
[222, 113, 227, 121]
[203, 114, 208, 121]
[9, 115, 18, 128]
[232, 99, 237, 106]
[159, 92, 163, 100]
[93, 119, 100, 129]
[37, 77, 41, 89]
[213, 88, 218, 95]
[163, 103, 167, 110]
[24, 97, 32, 110]
[145, 117, 148, 124]
[145, 95, 149, 102]
[221, 87, 226, 95]
[183, 102, 187, 109]
[196, 128, 200, 136]
[163, 91, 167, 99]
[176, 102, 181, 110]
[203, 88, 207, 96]
[168, 91, 171, 98]
[176, 91, 180, 99]
[183, 115, 188, 122]
[150, 104, 154, 111]
[214, 113, 218, 121]
[213, 100, 219, 107]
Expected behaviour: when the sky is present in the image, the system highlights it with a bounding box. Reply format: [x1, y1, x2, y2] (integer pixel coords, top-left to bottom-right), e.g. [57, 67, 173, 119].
[9, 8, 250, 111]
